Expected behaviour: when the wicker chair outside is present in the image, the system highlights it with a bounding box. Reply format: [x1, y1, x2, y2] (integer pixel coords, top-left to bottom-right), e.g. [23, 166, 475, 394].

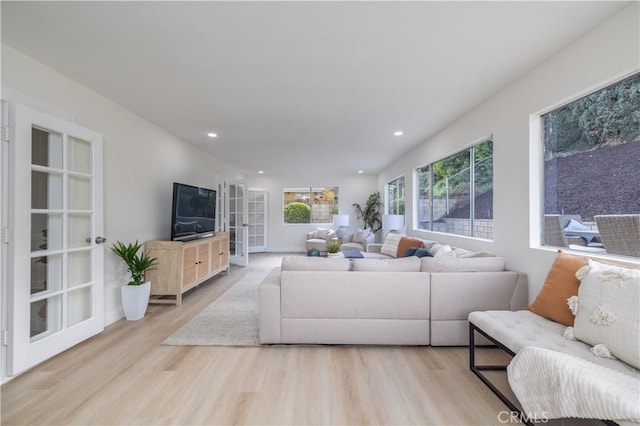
[543, 214, 587, 248]
[595, 214, 640, 257]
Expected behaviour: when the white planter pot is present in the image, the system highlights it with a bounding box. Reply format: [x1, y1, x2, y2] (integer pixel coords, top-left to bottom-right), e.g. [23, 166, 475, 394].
[121, 281, 151, 321]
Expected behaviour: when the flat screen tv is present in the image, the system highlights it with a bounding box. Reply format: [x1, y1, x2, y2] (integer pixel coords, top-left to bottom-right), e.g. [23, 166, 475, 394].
[171, 182, 217, 241]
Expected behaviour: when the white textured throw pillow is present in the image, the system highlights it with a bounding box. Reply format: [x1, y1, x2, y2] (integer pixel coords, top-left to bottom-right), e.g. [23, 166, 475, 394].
[433, 245, 456, 258]
[572, 259, 640, 368]
[353, 228, 371, 244]
[380, 233, 403, 257]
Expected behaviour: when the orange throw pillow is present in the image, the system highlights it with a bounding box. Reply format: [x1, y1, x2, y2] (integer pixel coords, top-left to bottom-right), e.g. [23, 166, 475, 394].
[396, 237, 425, 258]
[528, 251, 587, 326]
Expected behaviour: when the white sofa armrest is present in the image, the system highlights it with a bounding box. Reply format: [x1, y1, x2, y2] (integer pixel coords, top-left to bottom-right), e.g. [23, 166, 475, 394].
[258, 267, 282, 344]
[430, 271, 528, 346]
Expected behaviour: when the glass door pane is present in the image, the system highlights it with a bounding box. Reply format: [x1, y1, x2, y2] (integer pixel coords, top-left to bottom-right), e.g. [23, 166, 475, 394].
[29, 126, 95, 341]
[228, 183, 248, 266]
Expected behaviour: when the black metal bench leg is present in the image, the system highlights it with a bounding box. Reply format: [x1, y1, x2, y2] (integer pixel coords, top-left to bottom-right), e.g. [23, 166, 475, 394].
[469, 322, 534, 426]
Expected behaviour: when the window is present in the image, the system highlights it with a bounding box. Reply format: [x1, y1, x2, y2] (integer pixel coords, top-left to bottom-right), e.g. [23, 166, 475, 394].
[386, 176, 405, 215]
[283, 187, 339, 224]
[415, 139, 493, 238]
[541, 73, 639, 254]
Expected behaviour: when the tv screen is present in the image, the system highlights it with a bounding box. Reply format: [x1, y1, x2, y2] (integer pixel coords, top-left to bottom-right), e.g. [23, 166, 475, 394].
[171, 182, 217, 241]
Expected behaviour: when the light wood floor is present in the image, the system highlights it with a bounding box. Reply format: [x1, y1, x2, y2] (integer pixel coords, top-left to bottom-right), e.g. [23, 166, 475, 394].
[2, 253, 525, 425]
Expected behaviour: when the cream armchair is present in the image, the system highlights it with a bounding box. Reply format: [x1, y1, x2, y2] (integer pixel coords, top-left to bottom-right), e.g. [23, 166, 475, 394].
[340, 229, 375, 252]
[305, 228, 337, 255]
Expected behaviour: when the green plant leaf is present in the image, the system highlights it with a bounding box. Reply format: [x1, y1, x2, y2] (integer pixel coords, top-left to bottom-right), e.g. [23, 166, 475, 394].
[111, 240, 158, 285]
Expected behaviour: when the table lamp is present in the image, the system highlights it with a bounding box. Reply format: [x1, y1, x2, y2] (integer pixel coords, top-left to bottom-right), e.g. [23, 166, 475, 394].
[383, 214, 405, 234]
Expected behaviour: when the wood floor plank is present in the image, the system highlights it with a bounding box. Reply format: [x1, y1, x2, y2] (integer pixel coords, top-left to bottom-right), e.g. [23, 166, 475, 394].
[2, 253, 534, 425]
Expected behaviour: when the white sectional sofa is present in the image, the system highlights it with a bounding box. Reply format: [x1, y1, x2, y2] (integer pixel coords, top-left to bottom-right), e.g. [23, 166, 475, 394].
[259, 254, 527, 346]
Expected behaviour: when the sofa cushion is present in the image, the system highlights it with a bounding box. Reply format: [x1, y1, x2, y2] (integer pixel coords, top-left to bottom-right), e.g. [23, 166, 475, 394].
[281, 255, 351, 271]
[528, 251, 586, 327]
[469, 310, 640, 376]
[573, 259, 640, 369]
[380, 233, 403, 257]
[396, 236, 424, 258]
[420, 256, 506, 272]
[351, 256, 421, 272]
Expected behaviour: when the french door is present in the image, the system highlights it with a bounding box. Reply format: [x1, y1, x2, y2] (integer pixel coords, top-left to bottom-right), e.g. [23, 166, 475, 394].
[227, 182, 249, 266]
[9, 105, 104, 375]
[248, 188, 267, 253]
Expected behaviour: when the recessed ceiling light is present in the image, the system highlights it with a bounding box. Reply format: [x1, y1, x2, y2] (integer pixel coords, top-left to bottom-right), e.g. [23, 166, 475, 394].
[258, 170, 264, 174]
[394, 131, 404, 136]
[358, 170, 364, 174]
[207, 132, 218, 138]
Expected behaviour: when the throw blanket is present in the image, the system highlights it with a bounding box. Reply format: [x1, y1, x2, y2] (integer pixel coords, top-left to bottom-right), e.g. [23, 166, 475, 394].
[507, 346, 640, 423]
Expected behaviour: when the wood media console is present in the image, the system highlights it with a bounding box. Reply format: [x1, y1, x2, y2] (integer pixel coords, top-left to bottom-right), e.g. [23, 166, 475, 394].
[145, 233, 230, 306]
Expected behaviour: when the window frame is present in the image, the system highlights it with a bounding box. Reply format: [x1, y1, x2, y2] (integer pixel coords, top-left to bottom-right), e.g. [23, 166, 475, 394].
[282, 186, 339, 225]
[386, 175, 405, 215]
[413, 137, 493, 240]
[530, 69, 640, 255]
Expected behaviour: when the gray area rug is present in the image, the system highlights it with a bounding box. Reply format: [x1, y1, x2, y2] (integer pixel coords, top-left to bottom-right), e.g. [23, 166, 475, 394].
[162, 269, 272, 346]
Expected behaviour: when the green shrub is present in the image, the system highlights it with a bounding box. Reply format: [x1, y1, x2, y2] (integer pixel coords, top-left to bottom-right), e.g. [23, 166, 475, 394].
[284, 202, 310, 223]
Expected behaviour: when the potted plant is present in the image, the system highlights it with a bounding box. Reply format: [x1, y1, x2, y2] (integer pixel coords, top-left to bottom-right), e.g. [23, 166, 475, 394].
[326, 239, 341, 257]
[352, 191, 384, 233]
[111, 240, 158, 320]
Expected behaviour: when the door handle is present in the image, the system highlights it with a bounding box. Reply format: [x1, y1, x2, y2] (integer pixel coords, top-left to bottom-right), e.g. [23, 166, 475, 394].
[95, 236, 107, 244]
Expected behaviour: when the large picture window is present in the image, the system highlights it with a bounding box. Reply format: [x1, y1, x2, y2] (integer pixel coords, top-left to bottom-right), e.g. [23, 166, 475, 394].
[415, 139, 493, 238]
[541, 73, 639, 257]
[283, 187, 339, 224]
[386, 176, 405, 215]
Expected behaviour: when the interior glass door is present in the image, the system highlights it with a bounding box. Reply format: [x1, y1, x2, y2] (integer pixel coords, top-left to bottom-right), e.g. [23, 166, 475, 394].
[228, 182, 248, 266]
[10, 104, 104, 376]
[248, 188, 267, 253]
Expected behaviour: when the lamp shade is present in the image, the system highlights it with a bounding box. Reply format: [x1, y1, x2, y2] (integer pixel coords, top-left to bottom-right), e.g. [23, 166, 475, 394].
[333, 214, 350, 227]
[383, 214, 404, 231]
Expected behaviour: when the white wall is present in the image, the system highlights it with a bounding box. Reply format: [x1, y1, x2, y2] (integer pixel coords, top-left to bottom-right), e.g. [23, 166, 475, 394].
[377, 3, 640, 301]
[1, 44, 244, 329]
[245, 174, 378, 252]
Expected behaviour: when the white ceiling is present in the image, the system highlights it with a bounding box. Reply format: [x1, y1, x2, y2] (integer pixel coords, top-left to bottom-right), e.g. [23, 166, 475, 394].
[1, 1, 628, 176]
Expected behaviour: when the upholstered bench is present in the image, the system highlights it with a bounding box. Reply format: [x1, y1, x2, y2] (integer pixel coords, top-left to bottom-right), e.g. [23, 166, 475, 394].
[468, 251, 640, 425]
